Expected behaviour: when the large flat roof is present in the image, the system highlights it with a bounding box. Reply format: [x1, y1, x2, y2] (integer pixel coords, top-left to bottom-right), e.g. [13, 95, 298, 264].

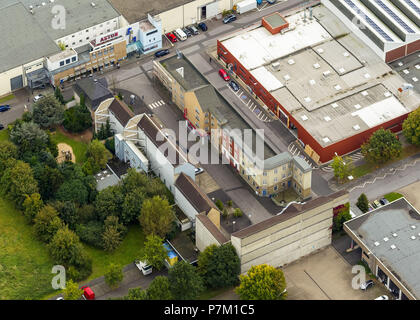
[346, 198, 420, 299]
[0, 3, 59, 73]
[219, 7, 420, 147]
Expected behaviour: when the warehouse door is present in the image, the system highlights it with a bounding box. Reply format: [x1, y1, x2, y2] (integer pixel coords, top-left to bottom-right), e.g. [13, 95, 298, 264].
[205, 1, 218, 19]
[10, 75, 23, 91]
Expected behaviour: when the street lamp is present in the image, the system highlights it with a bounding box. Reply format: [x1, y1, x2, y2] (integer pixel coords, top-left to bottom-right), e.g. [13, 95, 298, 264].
[232, 221, 236, 232]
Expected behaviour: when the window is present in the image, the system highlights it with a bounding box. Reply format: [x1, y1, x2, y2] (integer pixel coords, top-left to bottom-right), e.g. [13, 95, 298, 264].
[263, 180, 267, 185]
[282, 174, 286, 179]
[60, 61, 64, 66]
[86, 37, 90, 40]
[98, 51, 103, 57]
[110, 47, 114, 53]
[263, 172, 267, 176]
[72, 57, 76, 62]
[274, 178, 278, 183]
[274, 169, 278, 174]
[274, 186, 278, 191]
[66, 59, 70, 64]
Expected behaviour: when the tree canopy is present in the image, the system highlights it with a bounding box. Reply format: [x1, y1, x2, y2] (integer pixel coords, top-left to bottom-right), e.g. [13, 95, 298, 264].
[32, 95, 64, 129]
[147, 276, 173, 300]
[361, 128, 402, 164]
[235, 264, 287, 300]
[403, 107, 420, 146]
[139, 196, 174, 238]
[168, 261, 204, 300]
[141, 235, 167, 270]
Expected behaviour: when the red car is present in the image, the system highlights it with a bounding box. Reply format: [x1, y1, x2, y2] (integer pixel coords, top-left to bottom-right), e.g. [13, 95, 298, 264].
[166, 32, 177, 43]
[81, 286, 95, 300]
[219, 69, 230, 81]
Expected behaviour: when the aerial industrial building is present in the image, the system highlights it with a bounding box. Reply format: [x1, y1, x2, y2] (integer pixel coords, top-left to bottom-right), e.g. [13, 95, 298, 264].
[217, 5, 419, 163]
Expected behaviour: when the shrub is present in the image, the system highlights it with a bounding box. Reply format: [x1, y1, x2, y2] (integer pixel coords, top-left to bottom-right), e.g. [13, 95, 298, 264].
[233, 208, 243, 218]
[215, 199, 224, 210]
[75, 221, 104, 248]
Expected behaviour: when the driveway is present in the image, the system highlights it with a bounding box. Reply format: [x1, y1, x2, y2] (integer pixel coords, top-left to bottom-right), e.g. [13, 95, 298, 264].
[283, 246, 389, 300]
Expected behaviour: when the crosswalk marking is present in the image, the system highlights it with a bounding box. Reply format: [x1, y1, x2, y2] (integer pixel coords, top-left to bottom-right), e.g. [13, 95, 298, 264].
[148, 100, 166, 110]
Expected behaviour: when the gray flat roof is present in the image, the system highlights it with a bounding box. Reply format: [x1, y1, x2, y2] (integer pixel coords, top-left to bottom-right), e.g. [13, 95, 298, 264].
[346, 198, 420, 299]
[18, 0, 120, 40]
[0, 3, 59, 73]
[109, 0, 193, 24]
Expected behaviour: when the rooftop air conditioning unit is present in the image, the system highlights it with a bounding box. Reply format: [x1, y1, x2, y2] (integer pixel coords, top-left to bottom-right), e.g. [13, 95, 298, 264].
[272, 62, 280, 71]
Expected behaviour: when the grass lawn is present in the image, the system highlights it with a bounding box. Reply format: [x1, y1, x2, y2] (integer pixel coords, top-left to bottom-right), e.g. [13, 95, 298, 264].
[0, 94, 15, 104]
[0, 129, 9, 142]
[384, 192, 403, 202]
[352, 144, 420, 179]
[0, 197, 56, 300]
[83, 224, 145, 281]
[50, 130, 88, 164]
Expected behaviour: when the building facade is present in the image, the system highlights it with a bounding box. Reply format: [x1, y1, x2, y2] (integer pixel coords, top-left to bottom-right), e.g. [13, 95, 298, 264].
[154, 53, 313, 198]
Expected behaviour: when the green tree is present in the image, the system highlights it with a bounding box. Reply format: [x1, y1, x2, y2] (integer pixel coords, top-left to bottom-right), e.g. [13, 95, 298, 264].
[55, 87, 65, 105]
[33, 205, 63, 243]
[32, 95, 65, 129]
[121, 188, 145, 225]
[139, 196, 175, 238]
[215, 199, 224, 210]
[356, 193, 369, 213]
[63, 104, 92, 133]
[10, 121, 49, 155]
[168, 261, 204, 300]
[361, 128, 402, 164]
[51, 201, 77, 230]
[104, 263, 124, 289]
[142, 235, 167, 270]
[22, 193, 44, 224]
[48, 226, 87, 267]
[236, 264, 287, 300]
[55, 179, 89, 205]
[63, 280, 83, 300]
[333, 207, 352, 232]
[102, 225, 122, 252]
[80, 93, 86, 107]
[331, 155, 354, 182]
[121, 168, 149, 194]
[403, 107, 420, 146]
[33, 165, 64, 200]
[125, 287, 148, 300]
[147, 276, 173, 300]
[83, 139, 112, 175]
[94, 185, 124, 221]
[233, 208, 243, 218]
[1, 160, 39, 208]
[198, 244, 240, 289]
[0, 140, 18, 174]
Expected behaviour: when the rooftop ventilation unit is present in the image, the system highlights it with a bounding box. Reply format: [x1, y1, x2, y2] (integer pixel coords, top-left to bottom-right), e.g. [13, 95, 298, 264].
[323, 70, 331, 77]
[283, 74, 291, 81]
[374, 241, 380, 246]
[301, 115, 308, 121]
[383, 237, 389, 242]
[392, 233, 398, 237]
[313, 63, 320, 69]
[354, 104, 361, 110]
[304, 97, 311, 103]
[364, 73, 371, 79]
[324, 116, 331, 122]
[343, 52, 350, 57]
[272, 62, 280, 71]
[322, 137, 330, 143]
[411, 225, 417, 229]
[390, 244, 396, 249]
[317, 48, 324, 54]
[334, 85, 342, 91]
[361, 91, 369, 96]
[331, 103, 338, 108]
[353, 125, 360, 131]
[339, 67, 346, 73]
[309, 79, 316, 86]
[411, 236, 416, 240]
[288, 59, 295, 65]
[91, 2, 96, 7]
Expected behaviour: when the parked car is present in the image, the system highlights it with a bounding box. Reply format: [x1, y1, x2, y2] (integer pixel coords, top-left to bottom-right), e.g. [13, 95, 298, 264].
[229, 80, 239, 91]
[187, 25, 199, 35]
[373, 200, 381, 208]
[195, 167, 204, 175]
[266, 0, 277, 4]
[134, 260, 153, 276]
[81, 286, 95, 300]
[33, 94, 44, 103]
[0, 105, 11, 112]
[174, 28, 187, 41]
[375, 295, 389, 300]
[198, 22, 208, 31]
[183, 27, 192, 37]
[219, 69, 230, 81]
[379, 198, 389, 206]
[223, 14, 237, 24]
[166, 32, 177, 43]
[0, 124, 4, 130]
[56, 296, 64, 300]
[154, 49, 170, 58]
[360, 280, 374, 290]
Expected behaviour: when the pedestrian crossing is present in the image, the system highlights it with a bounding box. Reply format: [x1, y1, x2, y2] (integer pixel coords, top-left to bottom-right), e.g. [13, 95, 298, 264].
[227, 85, 273, 123]
[148, 99, 166, 110]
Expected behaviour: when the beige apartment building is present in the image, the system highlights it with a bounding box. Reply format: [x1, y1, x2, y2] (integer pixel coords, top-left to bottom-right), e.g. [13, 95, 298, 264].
[154, 53, 313, 198]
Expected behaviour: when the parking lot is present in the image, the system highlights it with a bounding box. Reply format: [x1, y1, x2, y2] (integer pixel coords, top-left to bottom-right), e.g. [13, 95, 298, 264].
[397, 180, 420, 210]
[283, 246, 390, 300]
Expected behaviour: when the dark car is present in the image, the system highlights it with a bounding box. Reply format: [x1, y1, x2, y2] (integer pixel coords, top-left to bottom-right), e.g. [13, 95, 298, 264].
[198, 22, 208, 31]
[360, 280, 374, 291]
[223, 14, 237, 24]
[0, 124, 4, 130]
[187, 25, 199, 35]
[379, 198, 390, 206]
[229, 80, 239, 92]
[0, 105, 11, 112]
[154, 49, 170, 58]
[266, 0, 276, 4]
[182, 27, 192, 37]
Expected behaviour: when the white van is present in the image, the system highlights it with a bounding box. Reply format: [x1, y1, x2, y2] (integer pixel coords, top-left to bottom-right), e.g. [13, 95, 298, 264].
[174, 28, 187, 41]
